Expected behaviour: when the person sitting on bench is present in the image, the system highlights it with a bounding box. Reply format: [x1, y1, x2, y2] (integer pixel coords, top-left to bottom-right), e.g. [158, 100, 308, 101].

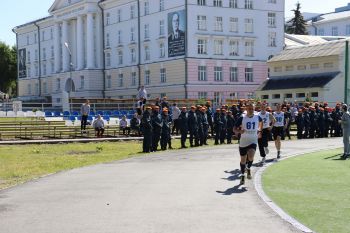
[93, 115, 105, 137]
[120, 115, 130, 135]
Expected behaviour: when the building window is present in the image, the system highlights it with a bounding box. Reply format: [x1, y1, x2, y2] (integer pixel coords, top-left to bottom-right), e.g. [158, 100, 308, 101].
[27, 67, 31, 77]
[131, 27, 135, 42]
[310, 64, 319, 69]
[272, 94, 280, 99]
[118, 30, 122, 44]
[245, 68, 253, 82]
[145, 45, 150, 60]
[268, 0, 276, 3]
[117, 9, 122, 22]
[213, 92, 222, 105]
[268, 32, 277, 47]
[197, 15, 207, 30]
[131, 72, 137, 86]
[214, 17, 223, 31]
[159, 43, 165, 58]
[214, 39, 223, 55]
[35, 83, 39, 95]
[106, 52, 111, 67]
[42, 48, 46, 60]
[144, 1, 149, 15]
[268, 13, 276, 28]
[106, 33, 110, 47]
[106, 75, 112, 88]
[131, 48, 136, 63]
[144, 24, 149, 39]
[230, 67, 238, 82]
[262, 95, 269, 99]
[42, 31, 45, 41]
[318, 28, 324, 36]
[27, 51, 31, 62]
[229, 0, 238, 8]
[197, 39, 207, 54]
[160, 20, 165, 36]
[35, 65, 39, 76]
[80, 76, 85, 89]
[298, 65, 306, 70]
[198, 92, 207, 100]
[160, 0, 165, 11]
[198, 66, 207, 81]
[27, 83, 32, 95]
[50, 28, 53, 39]
[245, 18, 254, 33]
[332, 26, 338, 36]
[229, 92, 238, 99]
[285, 65, 293, 71]
[197, 0, 206, 5]
[34, 33, 37, 43]
[274, 67, 282, 72]
[213, 0, 222, 7]
[118, 50, 123, 65]
[42, 63, 47, 76]
[285, 93, 293, 98]
[245, 0, 253, 9]
[56, 78, 61, 91]
[296, 93, 305, 98]
[311, 92, 319, 97]
[51, 62, 55, 73]
[51, 46, 54, 58]
[35, 49, 38, 61]
[230, 18, 239, 32]
[27, 35, 30, 45]
[118, 74, 124, 87]
[130, 5, 135, 19]
[145, 70, 150, 85]
[42, 82, 47, 94]
[106, 13, 110, 25]
[245, 41, 254, 57]
[214, 67, 223, 81]
[324, 62, 334, 68]
[229, 40, 239, 56]
[160, 68, 166, 83]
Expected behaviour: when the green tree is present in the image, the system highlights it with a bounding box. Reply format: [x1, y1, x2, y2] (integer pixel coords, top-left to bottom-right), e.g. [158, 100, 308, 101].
[286, 2, 308, 35]
[0, 42, 17, 96]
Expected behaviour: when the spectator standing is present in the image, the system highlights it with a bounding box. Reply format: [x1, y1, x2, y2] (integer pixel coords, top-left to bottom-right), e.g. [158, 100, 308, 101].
[93, 115, 105, 137]
[137, 86, 147, 104]
[141, 107, 153, 153]
[80, 99, 91, 132]
[340, 104, 350, 159]
[171, 103, 181, 135]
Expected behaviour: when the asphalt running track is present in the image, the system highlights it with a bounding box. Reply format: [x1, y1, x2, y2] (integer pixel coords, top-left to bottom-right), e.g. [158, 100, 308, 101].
[0, 138, 342, 233]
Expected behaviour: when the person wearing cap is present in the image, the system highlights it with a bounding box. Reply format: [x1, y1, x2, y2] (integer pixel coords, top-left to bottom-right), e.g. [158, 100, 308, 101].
[214, 108, 222, 145]
[340, 104, 350, 159]
[178, 107, 189, 148]
[220, 109, 228, 144]
[196, 106, 204, 146]
[205, 101, 214, 137]
[188, 106, 199, 147]
[295, 109, 305, 140]
[151, 106, 163, 152]
[324, 107, 332, 138]
[141, 106, 153, 153]
[160, 108, 172, 150]
[226, 111, 235, 144]
[317, 108, 325, 138]
[308, 107, 318, 139]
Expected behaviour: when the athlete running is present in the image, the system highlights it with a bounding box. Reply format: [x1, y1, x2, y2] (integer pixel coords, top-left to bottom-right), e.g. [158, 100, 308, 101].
[234, 102, 263, 185]
[273, 104, 289, 159]
[258, 104, 275, 164]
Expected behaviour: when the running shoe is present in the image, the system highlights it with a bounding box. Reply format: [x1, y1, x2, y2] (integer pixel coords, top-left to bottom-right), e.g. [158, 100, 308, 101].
[261, 157, 266, 164]
[247, 169, 252, 179]
[240, 175, 245, 185]
[264, 147, 269, 155]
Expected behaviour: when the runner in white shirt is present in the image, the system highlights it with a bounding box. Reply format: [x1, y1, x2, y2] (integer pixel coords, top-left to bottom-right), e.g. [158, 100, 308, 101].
[273, 104, 289, 159]
[234, 102, 263, 185]
[258, 104, 275, 164]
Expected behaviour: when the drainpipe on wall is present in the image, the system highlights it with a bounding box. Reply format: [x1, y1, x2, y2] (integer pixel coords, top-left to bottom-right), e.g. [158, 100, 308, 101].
[98, 0, 106, 98]
[34, 22, 42, 97]
[12, 28, 19, 97]
[345, 40, 349, 104]
[184, 0, 188, 99]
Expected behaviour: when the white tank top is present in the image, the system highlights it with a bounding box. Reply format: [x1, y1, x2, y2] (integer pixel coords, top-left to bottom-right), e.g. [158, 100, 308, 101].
[273, 112, 285, 127]
[240, 114, 260, 147]
[259, 112, 271, 129]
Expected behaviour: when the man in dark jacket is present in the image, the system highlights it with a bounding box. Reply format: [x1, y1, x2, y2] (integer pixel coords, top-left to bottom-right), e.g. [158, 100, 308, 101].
[160, 108, 172, 150]
[309, 107, 318, 138]
[295, 109, 304, 139]
[188, 106, 199, 147]
[324, 107, 332, 137]
[214, 108, 222, 145]
[196, 106, 204, 146]
[205, 101, 214, 137]
[220, 109, 227, 144]
[151, 106, 162, 152]
[303, 108, 310, 139]
[226, 111, 235, 144]
[202, 107, 209, 145]
[178, 107, 188, 148]
[141, 107, 153, 153]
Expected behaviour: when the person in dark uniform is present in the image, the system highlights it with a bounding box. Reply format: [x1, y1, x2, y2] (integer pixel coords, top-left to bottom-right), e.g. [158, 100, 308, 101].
[317, 107, 325, 138]
[188, 106, 199, 147]
[295, 109, 305, 139]
[161, 97, 170, 110]
[283, 106, 292, 140]
[141, 106, 153, 153]
[201, 107, 209, 145]
[196, 106, 204, 146]
[214, 108, 222, 145]
[151, 106, 163, 152]
[226, 111, 235, 144]
[303, 107, 310, 139]
[324, 107, 332, 138]
[205, 101, 214, 137]
[309, 107, 318, 139]
[334, 103, 343, 137]
[178, 107, 188, 148]
[160, 108, 172, 150]
[220, 109, 228, 144]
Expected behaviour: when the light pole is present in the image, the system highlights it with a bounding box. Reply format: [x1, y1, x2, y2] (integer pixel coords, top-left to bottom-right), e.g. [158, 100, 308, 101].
[64, 42, 73, 113]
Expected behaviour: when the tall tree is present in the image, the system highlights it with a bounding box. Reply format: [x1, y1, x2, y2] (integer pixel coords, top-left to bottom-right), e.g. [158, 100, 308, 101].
[286, 2, 308, 35]
[0, 42, 17, 96]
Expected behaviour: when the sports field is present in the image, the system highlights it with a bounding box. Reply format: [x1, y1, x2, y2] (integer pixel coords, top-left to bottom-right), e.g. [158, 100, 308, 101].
[263, 149, 350, 233]
[0, 139, 202, 190]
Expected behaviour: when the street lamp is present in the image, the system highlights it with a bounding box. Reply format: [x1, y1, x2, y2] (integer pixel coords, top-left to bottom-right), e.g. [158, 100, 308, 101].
[64, 42, 74, 113]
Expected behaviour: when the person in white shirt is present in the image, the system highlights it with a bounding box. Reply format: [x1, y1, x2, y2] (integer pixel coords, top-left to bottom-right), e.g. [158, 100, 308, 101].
[234, 102, 263, 185]
[93, 115, 105, 138]
[171, 103, 181, 135]
[272, 104, 289, 159]
[258, 104, 275, 164]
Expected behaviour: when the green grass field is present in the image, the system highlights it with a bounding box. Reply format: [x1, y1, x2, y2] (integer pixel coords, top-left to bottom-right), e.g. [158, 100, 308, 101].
[0, 139, 196, 190]
[263, 149, 350, 233]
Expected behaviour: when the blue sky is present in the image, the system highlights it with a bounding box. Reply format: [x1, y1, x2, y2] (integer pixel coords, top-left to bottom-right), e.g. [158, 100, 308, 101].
[1, 0, 350, 46]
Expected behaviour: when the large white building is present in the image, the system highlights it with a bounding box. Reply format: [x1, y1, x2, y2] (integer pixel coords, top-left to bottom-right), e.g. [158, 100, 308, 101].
[14, 0, 285, 107]
[307, 3, 350, 37]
